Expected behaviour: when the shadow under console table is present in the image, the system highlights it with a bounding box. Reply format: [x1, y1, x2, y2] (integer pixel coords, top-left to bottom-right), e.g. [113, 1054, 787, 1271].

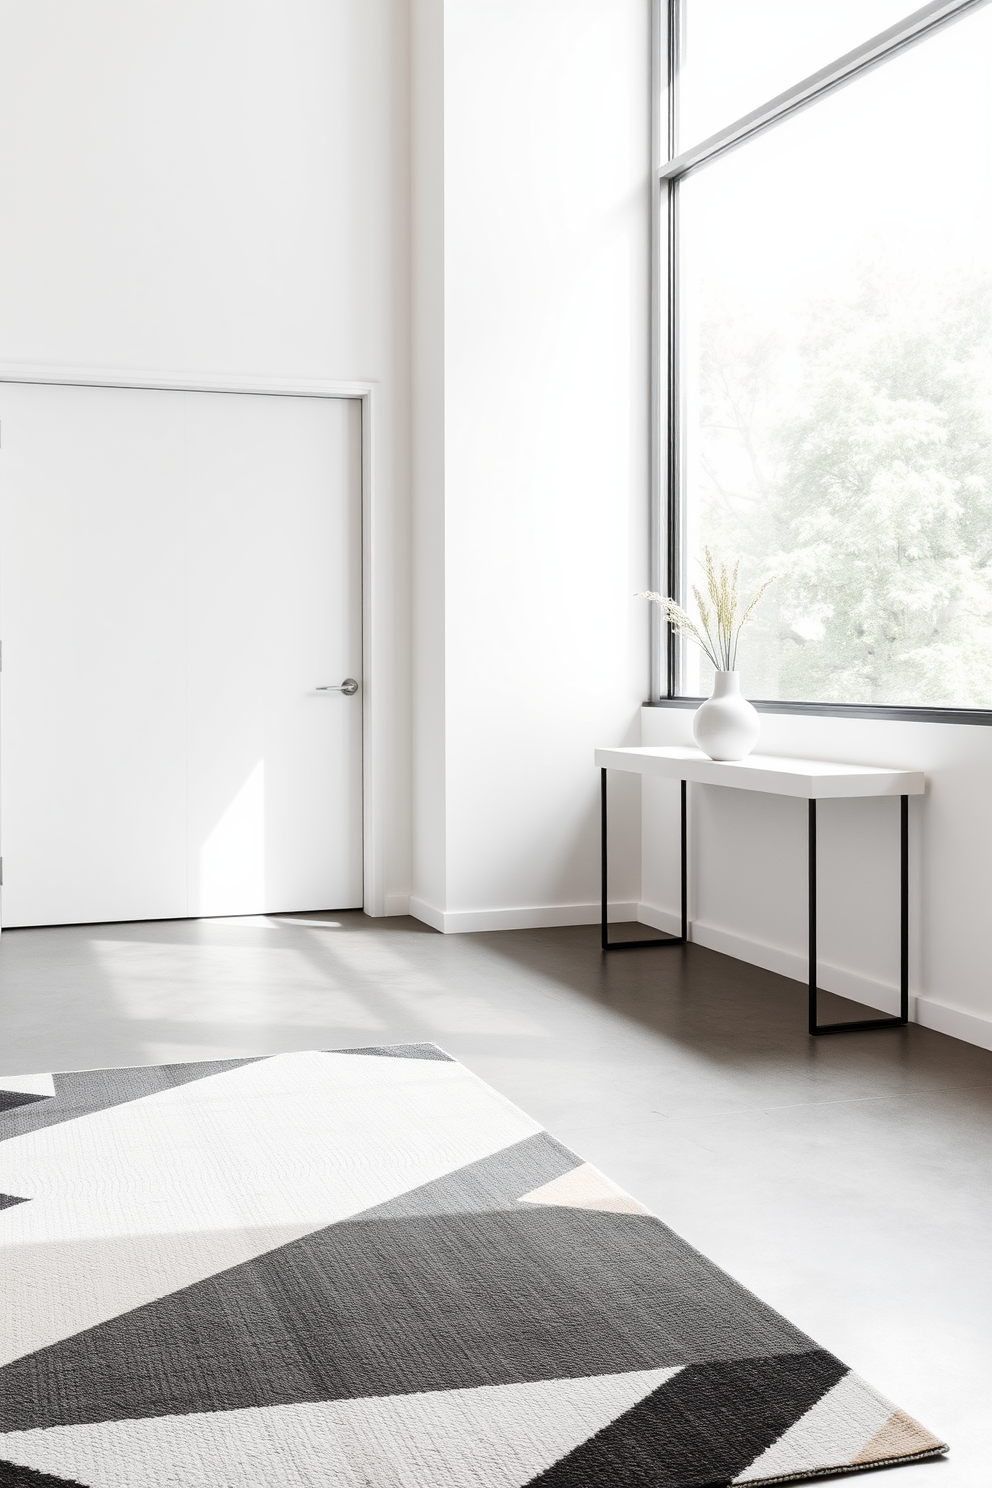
[594, 745, 925, 1037]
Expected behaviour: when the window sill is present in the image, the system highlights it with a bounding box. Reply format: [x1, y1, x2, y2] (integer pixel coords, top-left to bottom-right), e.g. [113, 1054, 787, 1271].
[643, 698, 992, 727]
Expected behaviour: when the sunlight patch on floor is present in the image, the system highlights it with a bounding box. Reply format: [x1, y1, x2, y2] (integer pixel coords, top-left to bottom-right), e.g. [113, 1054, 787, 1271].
[318, 933, 549, 1036]
[90, 940, 384, 1031]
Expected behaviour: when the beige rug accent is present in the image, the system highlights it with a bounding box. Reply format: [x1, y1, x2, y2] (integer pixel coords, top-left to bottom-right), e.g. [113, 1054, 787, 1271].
[518, 1161, 650, 1215]
[851, 1408, 946, 1465]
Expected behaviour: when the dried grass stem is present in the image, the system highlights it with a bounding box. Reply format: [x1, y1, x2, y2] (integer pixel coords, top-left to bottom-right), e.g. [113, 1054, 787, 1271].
[638, 548, 773, 672]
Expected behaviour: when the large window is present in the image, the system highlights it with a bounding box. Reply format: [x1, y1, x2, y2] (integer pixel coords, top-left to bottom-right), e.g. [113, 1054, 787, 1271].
[660, 0, 992, 713]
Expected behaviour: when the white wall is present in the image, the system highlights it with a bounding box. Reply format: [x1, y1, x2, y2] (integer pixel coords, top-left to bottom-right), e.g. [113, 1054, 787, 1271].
[4, 0, 650, 932]
[411, 0, 652, 932]
[641, 705, 992, 1049]
[411, 0, 449, 916]
[0, 0, 412, 910]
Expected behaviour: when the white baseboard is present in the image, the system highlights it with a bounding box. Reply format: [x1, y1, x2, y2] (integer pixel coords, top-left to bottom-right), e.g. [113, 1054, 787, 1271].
[408, 897, 445, 932]
[635, 904, 684, 938]
[382, 893, 411, 917]
[637, 903, 899, 1015]
[407, 898, 640, 935]
[913, 996, 992, 1052]
[637, 901, 992, 1047]
[406, 893, 992, 1053]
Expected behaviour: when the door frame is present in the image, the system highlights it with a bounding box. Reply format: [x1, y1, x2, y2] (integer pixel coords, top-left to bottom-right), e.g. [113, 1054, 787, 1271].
[0, 367, 386, 916]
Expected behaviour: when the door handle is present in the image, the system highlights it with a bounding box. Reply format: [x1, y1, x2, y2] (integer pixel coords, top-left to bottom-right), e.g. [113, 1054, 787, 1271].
[316, 678, 359, 695]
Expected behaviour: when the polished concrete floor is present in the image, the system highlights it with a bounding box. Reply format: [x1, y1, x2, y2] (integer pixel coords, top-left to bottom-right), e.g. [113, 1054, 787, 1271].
[1, 911, 988, 1484]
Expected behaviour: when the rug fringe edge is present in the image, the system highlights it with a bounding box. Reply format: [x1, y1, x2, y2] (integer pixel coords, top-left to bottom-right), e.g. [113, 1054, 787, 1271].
[737, 1442, 949, 1487]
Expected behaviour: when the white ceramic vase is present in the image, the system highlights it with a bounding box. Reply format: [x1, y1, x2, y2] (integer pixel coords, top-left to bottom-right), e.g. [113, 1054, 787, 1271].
[692, 670, 760, 761]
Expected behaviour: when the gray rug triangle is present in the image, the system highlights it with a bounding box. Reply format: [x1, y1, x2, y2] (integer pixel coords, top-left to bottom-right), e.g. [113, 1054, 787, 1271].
[0, 1093, 51, 1115]
[0, 1059, 263, 1143]
[0, 1074, 56, 1117]
[0, 1462, 90, 1487]
[332, 1042, 454, 1061]
[0, 1047, 947, 1484]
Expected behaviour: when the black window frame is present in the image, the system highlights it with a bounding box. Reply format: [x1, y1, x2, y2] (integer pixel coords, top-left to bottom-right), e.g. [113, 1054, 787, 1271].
[649, 0, 992, 726]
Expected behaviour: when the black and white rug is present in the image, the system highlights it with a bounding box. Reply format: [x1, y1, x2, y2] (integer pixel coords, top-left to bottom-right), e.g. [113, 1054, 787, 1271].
[0, 1045, 945, 1486]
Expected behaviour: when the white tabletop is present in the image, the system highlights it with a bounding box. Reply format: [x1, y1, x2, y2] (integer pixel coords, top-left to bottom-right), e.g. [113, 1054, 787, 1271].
[594, 746, 924, 799]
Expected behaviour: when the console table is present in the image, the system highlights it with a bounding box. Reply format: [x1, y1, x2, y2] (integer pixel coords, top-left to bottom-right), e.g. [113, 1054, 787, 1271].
[595, 745, 925, 1036]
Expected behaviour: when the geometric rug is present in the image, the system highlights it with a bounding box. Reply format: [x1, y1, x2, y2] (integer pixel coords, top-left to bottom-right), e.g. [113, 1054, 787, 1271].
[0, 1045, 947, 1486]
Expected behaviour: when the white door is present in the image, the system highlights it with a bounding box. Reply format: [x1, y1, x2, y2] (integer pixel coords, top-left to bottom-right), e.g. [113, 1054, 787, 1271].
[0, 382, 363, 927]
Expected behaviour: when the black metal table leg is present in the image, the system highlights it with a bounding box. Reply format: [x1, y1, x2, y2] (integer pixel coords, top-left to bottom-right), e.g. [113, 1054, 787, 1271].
[681, 778, 688, 941]
[808, 799, 817, 1035]
[601, 768, 686, 951]
[809, 794, 910, 1034]
[900, 792, 909, 1022]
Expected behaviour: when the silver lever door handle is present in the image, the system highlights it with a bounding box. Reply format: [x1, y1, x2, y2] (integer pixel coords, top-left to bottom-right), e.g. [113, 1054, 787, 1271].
[316, 678, 359, 696]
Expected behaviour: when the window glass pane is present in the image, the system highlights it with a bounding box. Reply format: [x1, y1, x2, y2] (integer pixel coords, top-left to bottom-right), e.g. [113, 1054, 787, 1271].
[679, 0, 921, 151]
[680, 5, 992, 707]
